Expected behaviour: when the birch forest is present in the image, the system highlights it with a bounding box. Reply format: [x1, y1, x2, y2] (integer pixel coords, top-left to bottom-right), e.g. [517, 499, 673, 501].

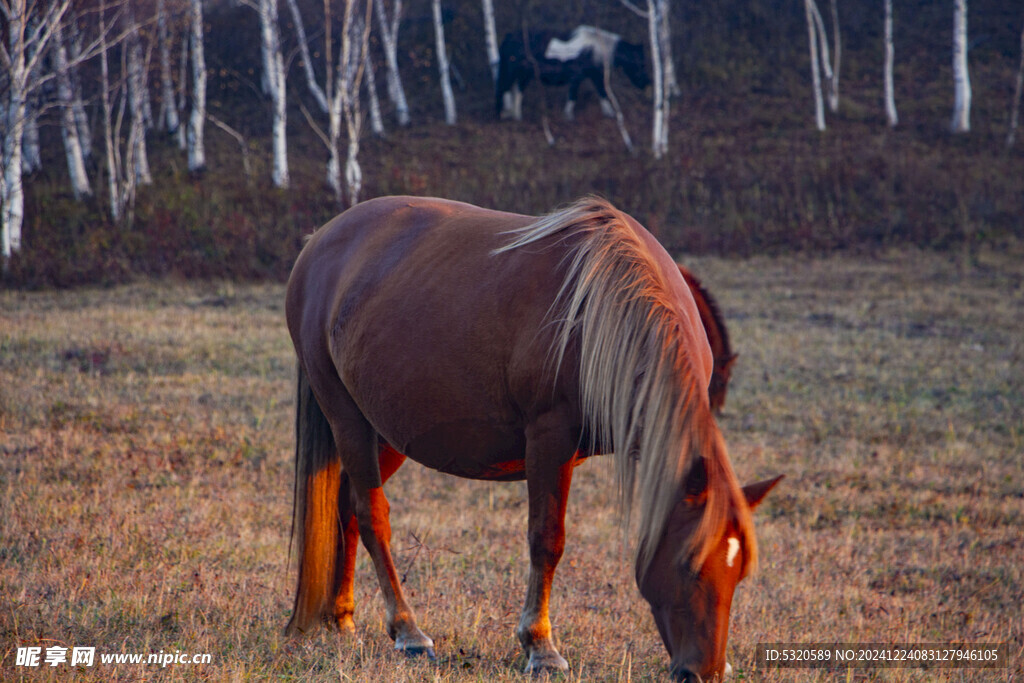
[2, 0, 1022, 283]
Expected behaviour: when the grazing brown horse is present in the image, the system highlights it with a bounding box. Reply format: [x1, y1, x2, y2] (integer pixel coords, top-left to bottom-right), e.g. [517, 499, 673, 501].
[284, 196, 780, 681]
[676, 265, 737, 413]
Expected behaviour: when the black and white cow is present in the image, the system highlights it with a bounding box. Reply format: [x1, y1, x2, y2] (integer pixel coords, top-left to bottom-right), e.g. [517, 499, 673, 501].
[495, 25, 650, 121]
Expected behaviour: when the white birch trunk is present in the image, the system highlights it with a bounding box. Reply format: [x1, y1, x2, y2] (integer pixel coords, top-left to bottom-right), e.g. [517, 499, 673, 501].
[326, 1, 347, 203]
[884, 0, 898, 127]
[374, 0, 410, 126]
[648, 0, 668, 159]
[187, 0, 207, 172]
[176, 30, 189, 149]
[125, 6, 154, 130]
[804, 0, 826, 131]
[2, 1, 77, 262]
[343, 10, 371, 204]
[21, 21, 41, 173]
[53, 19, 91, 198]
[100, 62, 120, 224]
[828, 0, 841, 112]
[481, 0, 499, 83]
[157, 0, 181, 135]
[98, 6, 126, 223]
[99, 8, 117, 222]
[19, 17, 41, 175]
[432, 0, 456, 125]
[124, 104, 144, 223]
[328, 0, 371, 205]
[88, 2, 143, 223]
[2, 91, 26, 261]
[951, 0, 971, 133]
[807, 0, 835, 114]
[125, 19, 153, 185]
[659, 0, 680, 97]
[22, 100, 41, 174]
[1007, 20, 1024, 147]
[364, 49, 385, 136]
[254, 0, 289, 187]
[68, 19, 92, 159]
[2, 0, 30, 261]
[327, 113, 343, 205]
[285, 0, 329, 113]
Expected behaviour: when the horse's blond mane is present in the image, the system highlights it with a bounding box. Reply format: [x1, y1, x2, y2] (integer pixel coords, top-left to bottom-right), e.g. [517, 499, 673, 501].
[495, 197, 756, 576]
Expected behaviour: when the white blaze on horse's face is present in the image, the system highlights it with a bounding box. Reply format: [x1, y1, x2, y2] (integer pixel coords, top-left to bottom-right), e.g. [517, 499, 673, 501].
[638, 520, 741, 682]
[726, 537, 740, 568]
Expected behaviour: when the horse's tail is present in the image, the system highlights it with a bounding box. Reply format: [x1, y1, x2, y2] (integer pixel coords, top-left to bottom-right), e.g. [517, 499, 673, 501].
[285, 363, 341, 635]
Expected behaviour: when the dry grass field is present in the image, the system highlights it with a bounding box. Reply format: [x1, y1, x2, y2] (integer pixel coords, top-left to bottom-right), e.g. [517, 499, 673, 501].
[2, 247, 1021, 681]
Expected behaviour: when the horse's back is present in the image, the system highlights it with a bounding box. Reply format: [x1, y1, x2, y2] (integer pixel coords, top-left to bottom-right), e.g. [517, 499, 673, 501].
[286, 197, 578, 477]
[289, 196, 526, 321]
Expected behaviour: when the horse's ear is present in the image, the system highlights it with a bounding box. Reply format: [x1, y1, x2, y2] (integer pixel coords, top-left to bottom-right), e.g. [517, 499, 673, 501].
[682, 458, 709, 506]
[742, 475, 783, 510]
[687, 457, 708, 490]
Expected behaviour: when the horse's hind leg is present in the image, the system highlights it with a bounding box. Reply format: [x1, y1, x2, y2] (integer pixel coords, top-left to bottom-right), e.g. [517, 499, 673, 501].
[517, 415, 579, 673]
[310, 369, 433, 656]
[332, 481, 360, 636]
[332, 445, 407, 636]
[511, 82, 524, 121]
[351, 479, 435, 658]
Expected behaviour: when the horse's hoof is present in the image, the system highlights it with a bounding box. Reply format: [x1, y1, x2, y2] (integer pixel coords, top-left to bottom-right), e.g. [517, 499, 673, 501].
[524, 651, 569, 676]
[335, 615, 357, 637]
[397, 644, 437, 661]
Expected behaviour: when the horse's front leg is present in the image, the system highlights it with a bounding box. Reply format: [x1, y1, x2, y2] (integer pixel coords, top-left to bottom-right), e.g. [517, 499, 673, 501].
[586, 69, 616, 118]
[517, 418, 579, 673]
[565, 75, 584, 120]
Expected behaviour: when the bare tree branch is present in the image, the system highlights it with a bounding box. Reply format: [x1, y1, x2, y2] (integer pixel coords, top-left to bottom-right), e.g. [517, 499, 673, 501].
[617, 0, 648, 19]
[284, 0, 329, 113]
[206, 112, 252, 181]
[298, 99, 331, 148]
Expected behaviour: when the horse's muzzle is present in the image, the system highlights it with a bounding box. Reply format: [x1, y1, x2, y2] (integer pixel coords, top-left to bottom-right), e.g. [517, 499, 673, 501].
[672, 667, 703, 683]
[671, 661, 732, 682]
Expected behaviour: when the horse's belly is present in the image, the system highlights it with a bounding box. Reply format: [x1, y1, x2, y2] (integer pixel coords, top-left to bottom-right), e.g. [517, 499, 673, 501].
[539, 65, 574, 86]
[400, 419, 527, 481]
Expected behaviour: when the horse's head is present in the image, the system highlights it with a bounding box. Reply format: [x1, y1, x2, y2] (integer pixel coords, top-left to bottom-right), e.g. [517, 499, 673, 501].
[615, 40, 651, 90]
[636, 460, 782, 681]
[708, 353, 738, 414]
